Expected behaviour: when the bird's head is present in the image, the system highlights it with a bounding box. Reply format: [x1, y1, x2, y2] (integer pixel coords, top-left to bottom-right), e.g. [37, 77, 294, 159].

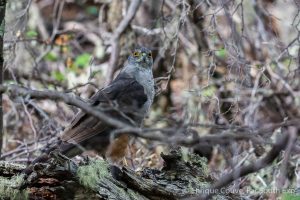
[128, 47, 153, 69]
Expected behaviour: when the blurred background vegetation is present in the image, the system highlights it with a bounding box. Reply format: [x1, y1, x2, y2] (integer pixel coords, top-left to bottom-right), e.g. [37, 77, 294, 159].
[2, 0, 300, 198]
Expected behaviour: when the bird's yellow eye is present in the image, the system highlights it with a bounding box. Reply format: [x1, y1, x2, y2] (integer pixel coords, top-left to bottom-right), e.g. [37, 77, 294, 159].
[133, 51, 140, 57]
[148, 52, 152, 57]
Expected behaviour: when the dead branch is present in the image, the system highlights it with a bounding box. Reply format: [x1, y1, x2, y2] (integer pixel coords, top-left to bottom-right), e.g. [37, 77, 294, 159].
[0, 84, 264, 147]
[0, 84, 131, 129]
[191, 133, 289, 200]
[0, 149, 226, 200]
[106, 0, 142, 85]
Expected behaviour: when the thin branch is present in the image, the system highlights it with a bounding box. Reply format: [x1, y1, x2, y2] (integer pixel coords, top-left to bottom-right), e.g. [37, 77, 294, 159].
[21, 98, 38, 147]
[106, 0, 142, 85]
[0, 84, 132, 130]
[190, 133, 289, 200]
[0, 84, 298, 157]
[276, 127, 297, 188]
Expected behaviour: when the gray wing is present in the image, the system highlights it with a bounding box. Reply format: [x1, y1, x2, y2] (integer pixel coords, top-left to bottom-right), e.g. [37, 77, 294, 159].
[60, 72, 148, 145]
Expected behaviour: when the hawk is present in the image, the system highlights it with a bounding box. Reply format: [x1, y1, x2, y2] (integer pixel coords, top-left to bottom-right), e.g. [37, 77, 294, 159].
[24, 47, 154, 174]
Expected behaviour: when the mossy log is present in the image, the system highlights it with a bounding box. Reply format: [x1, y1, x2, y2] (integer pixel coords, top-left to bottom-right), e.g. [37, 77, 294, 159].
[0, 149, 233, 200]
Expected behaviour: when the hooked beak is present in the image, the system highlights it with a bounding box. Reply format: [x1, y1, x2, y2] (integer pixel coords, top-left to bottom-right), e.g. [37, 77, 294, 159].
[141, 53, 147, 62]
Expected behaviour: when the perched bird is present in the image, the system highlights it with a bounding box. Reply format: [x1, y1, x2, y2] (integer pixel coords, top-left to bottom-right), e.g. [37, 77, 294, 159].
[24, 47, 154, 174]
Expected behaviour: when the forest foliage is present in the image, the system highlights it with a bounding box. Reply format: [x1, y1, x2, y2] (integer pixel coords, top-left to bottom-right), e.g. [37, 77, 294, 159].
[1, 0, 300, 199]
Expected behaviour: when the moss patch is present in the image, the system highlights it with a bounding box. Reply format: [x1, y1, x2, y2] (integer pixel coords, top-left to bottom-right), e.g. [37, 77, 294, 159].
[0, 175, 28, 200]
[77, 159, 110, 190]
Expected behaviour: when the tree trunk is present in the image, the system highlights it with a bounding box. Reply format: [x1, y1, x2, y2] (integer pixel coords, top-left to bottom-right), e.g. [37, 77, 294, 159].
[0, 0, 6, 156]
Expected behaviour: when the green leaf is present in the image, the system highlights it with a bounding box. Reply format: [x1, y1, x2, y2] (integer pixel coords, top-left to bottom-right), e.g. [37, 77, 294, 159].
[26, 30, 38, 38]
[45, 52, 58, 61]
[215, 48, 227, 59]
[51, 71, 65, 82]
[74, 53, 91, 69]
[86, 6, 98, 15]
[282, 192, 300, 200]
[202, 86, 216, 97]
[90, 70, 102, 79]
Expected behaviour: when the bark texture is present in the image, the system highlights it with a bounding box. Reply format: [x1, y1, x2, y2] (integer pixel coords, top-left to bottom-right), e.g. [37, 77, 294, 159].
[0, 149, 236, 200]
[0, 0, 6, 156]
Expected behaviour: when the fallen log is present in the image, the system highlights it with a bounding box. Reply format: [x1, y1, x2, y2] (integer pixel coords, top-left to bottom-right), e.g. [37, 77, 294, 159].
[0, 149, 234, 200]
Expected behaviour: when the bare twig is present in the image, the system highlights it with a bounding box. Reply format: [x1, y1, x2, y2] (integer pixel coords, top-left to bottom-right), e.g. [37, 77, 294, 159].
[131, 25, 162, 36]
[21, 98, 38, 147]
[0, 84, 131, 130]
[106, 0, 142, 85]
[2, 84, 298, 149]
[266, 64, 296, 98]
[276, 127, 297, 188]
[191, 133, 289, 200]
